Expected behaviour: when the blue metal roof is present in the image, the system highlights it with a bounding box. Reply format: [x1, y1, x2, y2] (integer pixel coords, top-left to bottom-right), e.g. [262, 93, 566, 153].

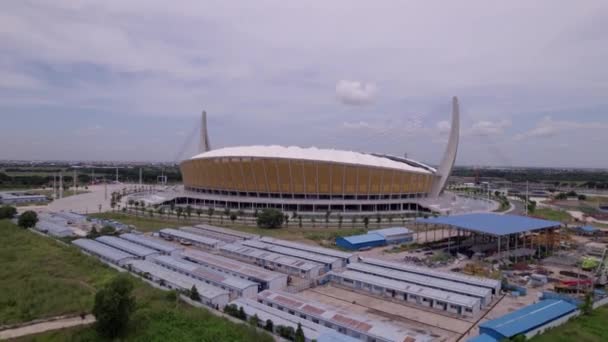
[340, 233, 385, 245]
[479, 300, 577, 338]
[467, 333, 497, 342]
[317, 331, 361, 342]
[416, 213, 560, 236]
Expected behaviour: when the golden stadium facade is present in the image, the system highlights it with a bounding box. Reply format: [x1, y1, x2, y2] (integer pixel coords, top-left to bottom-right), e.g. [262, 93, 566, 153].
[178, 98, 460, 214]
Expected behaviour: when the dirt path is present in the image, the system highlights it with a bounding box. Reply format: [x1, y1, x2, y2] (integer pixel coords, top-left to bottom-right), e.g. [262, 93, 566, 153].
[0, 315, 95, 340]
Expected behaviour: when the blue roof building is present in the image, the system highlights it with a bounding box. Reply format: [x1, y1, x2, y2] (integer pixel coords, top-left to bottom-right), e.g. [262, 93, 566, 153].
[478, 300, 577, 340]
[417, 213, 561, 236]
[577, 225, 599, 235]
[336, 233, 386, 250]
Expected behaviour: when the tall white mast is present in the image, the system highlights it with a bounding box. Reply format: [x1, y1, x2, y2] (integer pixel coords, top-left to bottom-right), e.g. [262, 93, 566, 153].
[199, 110, 211, 153]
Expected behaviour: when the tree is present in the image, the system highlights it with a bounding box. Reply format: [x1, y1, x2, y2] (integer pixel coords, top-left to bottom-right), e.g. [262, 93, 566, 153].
[189, 285, 201, 301]
[248, 313, 260, 327]
[230, 213, 238, 224]
[223, 208, 231, 224]
[100, 225, 116, 236]
[18, 211, 38, 228]
[277, 325, 295, 340]
[87, 226, 100, 239]
[284, 214, 289, 227]
[351, 216, 357, 228]
[580, 292, 593, 315]
[527, 200, 537, 213]
[325, 211, 331, 228]
[186, 205, 193, 218]
[176, 206, 183, 220]
[295, 322, 305, 342]
[207, 207, 215, 223]
[264, 319, 274, 332]
[363, 216, 369, 229]
[578, 194, 587, 201]
[238, 306, 247, 320]
[196, 208, 203, 220]
[0, 205, 17, 219]
[257, 208, 284, 229]
[92, 274, 136, 339]
[338, 215, 343, 228]
[298, 216, 302, 228]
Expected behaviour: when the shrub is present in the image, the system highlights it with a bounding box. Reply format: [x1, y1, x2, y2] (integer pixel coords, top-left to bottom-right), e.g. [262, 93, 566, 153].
[256, 208, 284, 229]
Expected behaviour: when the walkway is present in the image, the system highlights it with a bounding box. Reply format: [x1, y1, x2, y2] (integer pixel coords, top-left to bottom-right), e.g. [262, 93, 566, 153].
[0, 315, 95, 340]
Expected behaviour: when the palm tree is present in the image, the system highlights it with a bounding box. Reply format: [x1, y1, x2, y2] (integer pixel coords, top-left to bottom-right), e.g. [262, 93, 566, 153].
[223, 208, 231, 224]
[337, 215, 343, 229]
[157, 207, 164, 218]
[351, 216, 357, 228]
[196, 208, 202, 221]
[284, 215, 289, 228]
[186, 205, 193, 219]
[363, 216, 369, 229]
[325, 211, 331, 228]
[176, 207, 183, 221]
[376, 214, 381, 228]
[230, 212, 237, 225]
[298, 216, 303, 228]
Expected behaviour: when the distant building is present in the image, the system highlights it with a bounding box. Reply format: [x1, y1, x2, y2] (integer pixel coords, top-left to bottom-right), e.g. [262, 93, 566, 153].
[0, 191, 47, 205]
[335, 233, 386, 250]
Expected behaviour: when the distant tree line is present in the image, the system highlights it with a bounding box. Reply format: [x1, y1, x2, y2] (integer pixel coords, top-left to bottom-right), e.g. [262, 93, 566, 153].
[452, 167, 608, 187]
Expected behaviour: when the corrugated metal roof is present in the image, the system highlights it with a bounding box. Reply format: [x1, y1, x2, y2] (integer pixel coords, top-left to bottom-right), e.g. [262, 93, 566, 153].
[347, 263, 491, 299]
[120, 233, 181, 253]
[479, 300, 577, 338]
[241, 240, 339, 266]
[340, 233, 385, 245]
[193, 224, 258, 239]
[190, 145, 432, 174]
[152, 255, 257, 291]
[181, 249, 286, 282]
[260, 237, 354, 260]
[417, 213, 561, 236]
[127, 260, 229, 300]
[180, 227, 239, 243]
[332, 270, 480, 308]
[220, 243, 323, 272]
[360, 257, 501, 290]
[36, 220, 73, 235]
[96, 236, 158, 257]
[159, 228, 221, 246]
[369, 227, 412, 237]
[72, 238, 134, 262]
[316, 330, 361, 342]
[580, 226, 599, 233]
[467, 333, 497, 342]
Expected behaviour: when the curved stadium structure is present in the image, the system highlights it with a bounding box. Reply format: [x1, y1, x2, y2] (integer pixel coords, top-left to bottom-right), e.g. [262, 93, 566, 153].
[177, 98, 460, 215]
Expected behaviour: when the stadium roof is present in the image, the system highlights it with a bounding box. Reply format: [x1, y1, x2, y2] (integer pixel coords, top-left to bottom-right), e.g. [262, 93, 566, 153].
[416, 213, 561, 236]
[479, 299, 577, 338]
[190, 145, 433, 174]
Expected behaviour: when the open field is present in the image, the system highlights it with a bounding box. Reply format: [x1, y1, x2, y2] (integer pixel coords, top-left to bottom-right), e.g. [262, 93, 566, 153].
[0, 220, 116, 325]
[531, 208, 573, 223]
[1, 219, 272, 341]
[530, 306, 608, 342]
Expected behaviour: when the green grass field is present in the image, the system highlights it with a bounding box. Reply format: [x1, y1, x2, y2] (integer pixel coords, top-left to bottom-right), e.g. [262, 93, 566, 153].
[0, 220, 116, 325]
[530, 306, 608, 342]
[1, 219, 272, 341]
[532, 208, 573, 222]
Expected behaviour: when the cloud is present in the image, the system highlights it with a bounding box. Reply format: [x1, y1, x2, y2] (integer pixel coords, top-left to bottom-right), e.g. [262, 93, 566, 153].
[335, 80, 377, 105]
[467, 120, 511, 137]
[515, 116, 608, 140]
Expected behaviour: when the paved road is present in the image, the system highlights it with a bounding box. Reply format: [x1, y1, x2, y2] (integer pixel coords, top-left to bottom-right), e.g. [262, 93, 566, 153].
[0, 315, 95, 340]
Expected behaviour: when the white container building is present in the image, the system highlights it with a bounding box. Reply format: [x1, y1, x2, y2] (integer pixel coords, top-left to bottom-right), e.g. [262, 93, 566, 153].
[119, 233, 182, 255]
[152, 255, 258, 298]
[257, 290, 432, 342]
[128, 260, 229, 308]
[180, 226, 240, 243]
[368, 227, 414, 244]
[329, 270, 481, 317]
[347, 263, 492, 306]
[194, 224, 258, 240]
[241, 240, 342, 271]
[35, 220, 73, 238]
[259, 237, 357, 266]
[159, 228, 221, 249]
[96, 236, 160, 259]
[72, 238, 135, 266]
[181, 249, 287, 290]
[220, 243, 323, 279]
[360, 257, 502, 295]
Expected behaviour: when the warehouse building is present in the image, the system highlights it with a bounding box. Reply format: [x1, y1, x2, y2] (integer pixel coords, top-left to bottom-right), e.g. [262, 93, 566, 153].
[72, 238, 135, 266]
[152, 255, 258, 298]
[128, 260, 230, 308]
[230, 298, 359, 342]
[181, 249, 287, 290]
[476, 300, 578, 341]
[180, 226, 240, 243]
[347, 262, 492, 306]
[0, 191, 47, 204]
[35, 220, 74, 238]
[369, 227, 414, 244]
[159, 228, 221, 249]
[96, 236, 160, 259]
[360, 257, 502, 295]
[241, 240, 342, 271]
[257, 290, 432, 342]
[119, 233, 182, 255]
[329, 270, 481, 317]
[260, 237, 357, 266]
[194, 224, 258, 240]
[335, 233, 386, 251]
[220, 243, 323, 279]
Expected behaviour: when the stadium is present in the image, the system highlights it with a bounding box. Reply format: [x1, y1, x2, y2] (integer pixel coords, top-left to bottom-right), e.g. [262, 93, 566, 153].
[175, 97, 460, 216]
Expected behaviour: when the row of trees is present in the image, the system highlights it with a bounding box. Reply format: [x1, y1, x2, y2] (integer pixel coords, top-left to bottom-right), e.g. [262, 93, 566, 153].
[223, 304, 305, 341]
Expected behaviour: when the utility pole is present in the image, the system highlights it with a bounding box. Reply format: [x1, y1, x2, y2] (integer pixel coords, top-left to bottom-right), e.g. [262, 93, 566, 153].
[73, 169, 76, 195]
[92, 169, 95, 185]
[53, 173, 57, 200]
[104, 176, 108, 201]
[116, 167, 119, 183]
[139, 168, 142, 187]
[525, 181, 529, 216]
[59, 172, 63, 199]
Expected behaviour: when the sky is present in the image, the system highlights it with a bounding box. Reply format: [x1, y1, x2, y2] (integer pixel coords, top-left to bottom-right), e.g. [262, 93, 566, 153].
[1, 1, 607, 168]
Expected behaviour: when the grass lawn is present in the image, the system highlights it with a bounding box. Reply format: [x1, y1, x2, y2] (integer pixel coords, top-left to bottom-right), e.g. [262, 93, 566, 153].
[532, 208, 573, 222]
[0, 220, 116, 325]
[1, 219, 272, 341]
[530, 306, 608, 342]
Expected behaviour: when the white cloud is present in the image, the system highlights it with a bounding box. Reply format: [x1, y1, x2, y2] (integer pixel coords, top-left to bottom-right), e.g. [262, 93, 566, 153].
[336, 80, 377, 106]
[515, 116, 608, 140]
[467, 120, 511, 137]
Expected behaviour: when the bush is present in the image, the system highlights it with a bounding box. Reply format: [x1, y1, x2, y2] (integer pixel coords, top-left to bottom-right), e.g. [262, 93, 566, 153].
[99, 225, 116, 235]
[256, 208, 284, 229]
[0, 205, 17, 219]
[18, 211, 38, 228]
